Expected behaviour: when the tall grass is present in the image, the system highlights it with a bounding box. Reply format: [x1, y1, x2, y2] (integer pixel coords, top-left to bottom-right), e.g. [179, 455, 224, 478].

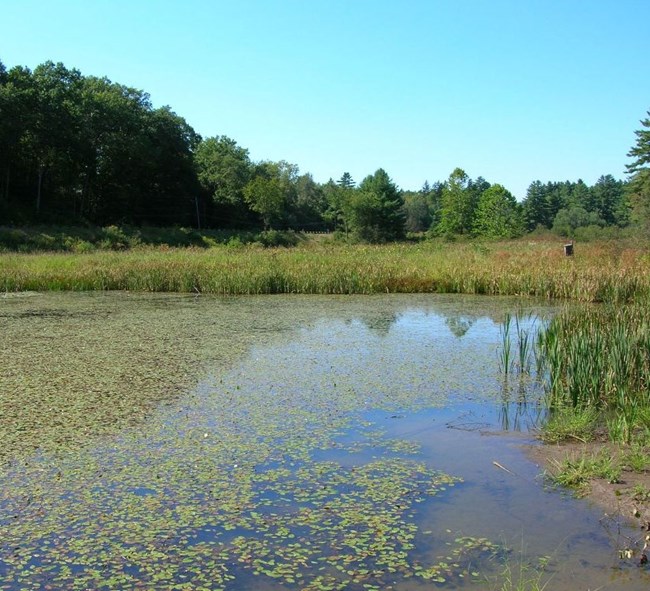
[2, 240, 649, 301]
[537, 304, 650, 443]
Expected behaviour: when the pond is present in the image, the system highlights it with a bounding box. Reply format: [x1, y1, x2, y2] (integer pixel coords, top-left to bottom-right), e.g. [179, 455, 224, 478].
[0, 292, 648, 590]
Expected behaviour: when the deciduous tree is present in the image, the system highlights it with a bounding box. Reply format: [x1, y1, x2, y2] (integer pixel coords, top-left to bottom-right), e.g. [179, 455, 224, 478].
[473, 184, 523, 238]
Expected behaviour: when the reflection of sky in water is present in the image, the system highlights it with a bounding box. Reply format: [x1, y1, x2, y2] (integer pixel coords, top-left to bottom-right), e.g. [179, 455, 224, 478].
[239, 307, 545, 417]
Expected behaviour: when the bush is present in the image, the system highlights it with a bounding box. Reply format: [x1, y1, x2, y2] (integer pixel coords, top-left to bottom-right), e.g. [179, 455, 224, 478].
[257, 229, 300, 247]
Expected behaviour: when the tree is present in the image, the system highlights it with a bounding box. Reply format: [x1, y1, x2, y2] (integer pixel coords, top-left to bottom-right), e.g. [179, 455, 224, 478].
[592, 174, 628, 226]
[436, 168, 476, 235]
[294, 173, 327, 230]
[347, 168, 405, 242]
[135, 105, 200, 225]
[473, 184, 523, 238]
[323, 173, 356, 234]
[522, 181, 551, 230]
[551, 206, 604, 237]
[243, 175, 285, 229]
[243, 160, 298, 229]
[195, 136, 251, 207]
[403, 191, 431, 233]
[0, 65, 33, 207]
[337, 172, 355, 190]
[626, 109, 650, 228]
[26, 62, 84, 216]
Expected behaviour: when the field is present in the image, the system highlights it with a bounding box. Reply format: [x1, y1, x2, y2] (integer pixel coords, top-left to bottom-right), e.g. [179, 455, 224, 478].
[2, 236, 649, 303]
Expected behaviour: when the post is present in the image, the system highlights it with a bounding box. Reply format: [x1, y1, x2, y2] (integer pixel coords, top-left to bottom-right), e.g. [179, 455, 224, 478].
[564, 241, 573, 256]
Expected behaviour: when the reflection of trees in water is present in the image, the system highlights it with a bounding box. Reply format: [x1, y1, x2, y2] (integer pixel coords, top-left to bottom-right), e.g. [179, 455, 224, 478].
[445, 315, 475, 338]
[347, 312, 400, 336]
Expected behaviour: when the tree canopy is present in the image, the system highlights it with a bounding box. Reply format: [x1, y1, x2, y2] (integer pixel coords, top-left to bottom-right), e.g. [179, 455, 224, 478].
[0, 57, 640, 242]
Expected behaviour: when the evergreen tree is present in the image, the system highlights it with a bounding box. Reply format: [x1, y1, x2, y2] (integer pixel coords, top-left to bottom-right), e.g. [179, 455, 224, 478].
[337, 172, 355, 189]
[522, 181, 550, 230]
[592, 174, 627, 226]
[626, 109, 650, 228]
[348, 168, 405, 242]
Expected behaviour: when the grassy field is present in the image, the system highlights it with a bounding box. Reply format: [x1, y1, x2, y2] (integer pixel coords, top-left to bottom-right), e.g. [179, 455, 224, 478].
[2, 238, 649, 303]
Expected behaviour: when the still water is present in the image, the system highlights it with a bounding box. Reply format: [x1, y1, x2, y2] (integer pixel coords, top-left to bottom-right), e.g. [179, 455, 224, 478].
[0, 293, 648, 590]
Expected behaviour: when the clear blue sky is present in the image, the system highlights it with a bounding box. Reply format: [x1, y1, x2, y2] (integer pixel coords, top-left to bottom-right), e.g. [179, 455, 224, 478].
[3, 0, 649, 199]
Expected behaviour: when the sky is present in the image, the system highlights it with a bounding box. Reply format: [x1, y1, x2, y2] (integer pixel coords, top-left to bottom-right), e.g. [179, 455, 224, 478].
[2, 0, 650, 199]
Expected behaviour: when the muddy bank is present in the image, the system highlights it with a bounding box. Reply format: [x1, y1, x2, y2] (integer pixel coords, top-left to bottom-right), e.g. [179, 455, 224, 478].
[527, 441, 650, 552]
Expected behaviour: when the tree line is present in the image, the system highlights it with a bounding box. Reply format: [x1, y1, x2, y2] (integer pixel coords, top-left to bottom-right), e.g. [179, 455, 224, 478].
[1, 59, 648, 241]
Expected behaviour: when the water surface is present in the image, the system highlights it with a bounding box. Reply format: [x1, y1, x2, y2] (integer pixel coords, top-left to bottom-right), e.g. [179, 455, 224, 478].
[1, 293, 647, 590]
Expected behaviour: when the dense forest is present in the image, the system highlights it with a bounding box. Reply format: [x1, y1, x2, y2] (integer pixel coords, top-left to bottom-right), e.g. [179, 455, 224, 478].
[1, 59, 649, 242]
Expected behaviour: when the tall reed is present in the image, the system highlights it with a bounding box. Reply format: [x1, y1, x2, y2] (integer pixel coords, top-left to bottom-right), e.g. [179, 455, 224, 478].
[536, 304, 650, 442]
[2, 240, 649, 302]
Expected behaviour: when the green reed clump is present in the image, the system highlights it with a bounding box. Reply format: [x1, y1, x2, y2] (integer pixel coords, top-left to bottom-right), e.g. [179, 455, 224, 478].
[537, 304, 650, 442]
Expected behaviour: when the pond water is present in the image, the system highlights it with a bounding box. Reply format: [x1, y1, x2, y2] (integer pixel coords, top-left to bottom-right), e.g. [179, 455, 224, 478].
[1, 293, 648, 590]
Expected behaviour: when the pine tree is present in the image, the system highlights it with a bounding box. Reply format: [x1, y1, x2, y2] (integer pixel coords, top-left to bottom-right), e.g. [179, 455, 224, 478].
[626, 110, 650, 227]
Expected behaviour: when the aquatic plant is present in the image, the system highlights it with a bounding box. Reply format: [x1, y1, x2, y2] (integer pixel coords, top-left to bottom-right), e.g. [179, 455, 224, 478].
[2, 292, 531, 590]
[547, 452, 621, 496]
[499, 313, 513, 374]
[536, 303, 650, 443]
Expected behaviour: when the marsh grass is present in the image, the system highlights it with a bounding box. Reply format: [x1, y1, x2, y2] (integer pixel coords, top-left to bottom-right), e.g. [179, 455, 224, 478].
[547, 451, 622, 496]
[487, 540, 554, 591]
[539, 406, 598, 444]
[537, 303, 650, 444]
[2, 239, 649, 301]
[496, 556, 553, 591]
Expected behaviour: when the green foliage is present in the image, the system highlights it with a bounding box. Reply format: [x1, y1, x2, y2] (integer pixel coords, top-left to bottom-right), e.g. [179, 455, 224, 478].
[337, 171, 355, 190]
[194, 135, 252, 226]
[627, 110, 650, 229]
[522, 177, 630, 233]
[402, 191, 431, 233]
[548, 452, 621, 496]
[592, 174, 629, 226]
[622, 444, 650, 473]
[347, 168, 405, 242]
[293, 173, 328, 230]
[243, 175, 286, 229]
[551, 205, 605, 237]
[627, 110, 650, 175]
[537, 303, 650, 445]
[539, 407, 598, 444]
[473, 184, 524, 238]
[494, 552, 553, 591]
[436, 168, 475, 235]
[523, 181, 551, 231]
[0, 56, 642, 239]
[257, 229, 300, 247]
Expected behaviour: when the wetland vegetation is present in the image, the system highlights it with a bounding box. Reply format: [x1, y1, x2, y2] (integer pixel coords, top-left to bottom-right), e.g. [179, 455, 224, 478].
[1, 237, 649, 302]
